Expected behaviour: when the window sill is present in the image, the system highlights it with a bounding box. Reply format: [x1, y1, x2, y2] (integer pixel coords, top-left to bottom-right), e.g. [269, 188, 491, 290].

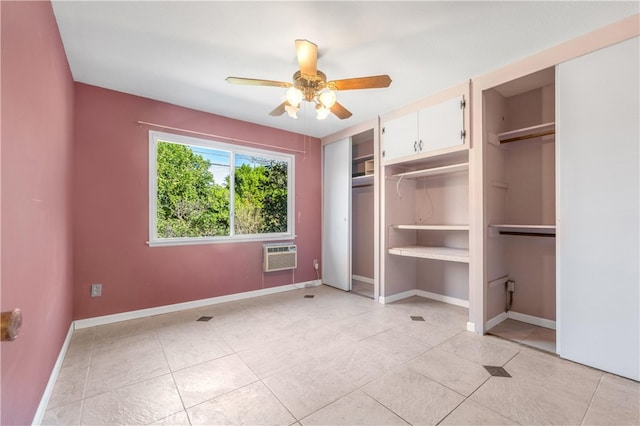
[147, 234, 296, 247]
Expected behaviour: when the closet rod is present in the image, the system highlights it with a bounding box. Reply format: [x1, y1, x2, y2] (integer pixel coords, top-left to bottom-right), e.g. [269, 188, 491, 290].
[499, 231, 556, 237]
[500, 130, 555, 144]
[137, 120, 307, 154]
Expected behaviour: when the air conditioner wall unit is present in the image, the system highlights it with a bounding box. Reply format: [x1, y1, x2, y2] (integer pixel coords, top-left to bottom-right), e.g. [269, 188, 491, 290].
[263, 243, 297, 272]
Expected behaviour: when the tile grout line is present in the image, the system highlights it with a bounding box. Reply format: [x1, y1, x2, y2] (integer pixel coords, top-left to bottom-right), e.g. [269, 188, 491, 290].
[259, 377, 302, 423]
[77, 326, 97, 425]
[153, 322, 195, 425]
[579, 373, 604, 425]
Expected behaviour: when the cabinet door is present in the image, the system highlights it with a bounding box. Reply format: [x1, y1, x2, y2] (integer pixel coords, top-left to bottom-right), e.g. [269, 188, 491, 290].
[322, 138, 351, 291]
[382, 112, 418, 162]
[557, 37, 639, 381]
[418, 95, 465, 152]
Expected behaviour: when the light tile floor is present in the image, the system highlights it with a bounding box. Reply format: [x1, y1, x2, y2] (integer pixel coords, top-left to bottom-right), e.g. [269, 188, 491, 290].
[351, 280, 374, 299]
[488, 318, 556, 353]
[43, 285, 639, 425]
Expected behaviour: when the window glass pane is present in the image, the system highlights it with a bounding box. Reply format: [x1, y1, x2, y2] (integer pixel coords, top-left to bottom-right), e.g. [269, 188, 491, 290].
[156, 141, 230, 237]
[234, 153, 288, 235]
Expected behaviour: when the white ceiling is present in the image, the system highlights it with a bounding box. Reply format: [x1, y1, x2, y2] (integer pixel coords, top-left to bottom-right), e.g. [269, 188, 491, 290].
[52, 1, 638, 139]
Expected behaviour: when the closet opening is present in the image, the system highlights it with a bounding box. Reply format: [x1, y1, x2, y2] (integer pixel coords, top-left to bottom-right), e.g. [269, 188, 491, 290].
[351, 129, 375, 299]
[482, 67, 557, 353]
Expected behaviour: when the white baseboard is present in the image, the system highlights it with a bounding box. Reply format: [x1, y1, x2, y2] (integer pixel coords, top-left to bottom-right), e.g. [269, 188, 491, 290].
[486, 312, 509, 331]
[416, 290, 469, 308]
[32, 323, 74, 425]
[74, 279, 321, 329]
[378, 289, 416, 304]
[508, 311, 556, 330]
[486, 310, 555, 331]
[352, 274, 374, 285]
[379, 289, 469, 309]
[466, 321, 476, 332]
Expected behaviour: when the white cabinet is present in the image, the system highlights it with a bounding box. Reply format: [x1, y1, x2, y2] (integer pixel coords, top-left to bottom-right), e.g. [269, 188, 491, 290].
[382, 95, 466, 164]
[381, 84, 471, 306]
[381, 113, 418, 161]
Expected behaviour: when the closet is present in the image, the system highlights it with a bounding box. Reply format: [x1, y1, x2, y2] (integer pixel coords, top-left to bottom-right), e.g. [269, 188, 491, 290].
[380, 83, 470, 308]
[322, 125, 377, 299]
[483, 68, 557, 352]
[479, 36, 639, 381]
[351, 130, 375, 298]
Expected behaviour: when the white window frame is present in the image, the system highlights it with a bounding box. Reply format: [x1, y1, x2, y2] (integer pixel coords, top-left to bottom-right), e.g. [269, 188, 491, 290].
[148, 131, 295, 247]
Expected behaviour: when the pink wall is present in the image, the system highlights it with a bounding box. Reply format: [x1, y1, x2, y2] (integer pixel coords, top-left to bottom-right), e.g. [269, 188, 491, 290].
[1, 2, 75, 424]
[73, 84, 321, 320]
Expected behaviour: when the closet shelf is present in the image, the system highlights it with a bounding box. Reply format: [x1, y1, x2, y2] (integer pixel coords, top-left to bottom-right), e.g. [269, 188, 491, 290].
[388, 246, 469, 263]
[353, 153, 374, 162]
[352, 175, 374, 187]
[498, 122, 555, 143]
[489, 224, 556, 237]
[391, 224, 469, 231]
[392, 162, 468, 179]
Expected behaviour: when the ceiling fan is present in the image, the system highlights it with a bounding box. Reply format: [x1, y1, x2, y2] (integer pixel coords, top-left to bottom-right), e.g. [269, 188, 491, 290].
[226, 39, 392, 120]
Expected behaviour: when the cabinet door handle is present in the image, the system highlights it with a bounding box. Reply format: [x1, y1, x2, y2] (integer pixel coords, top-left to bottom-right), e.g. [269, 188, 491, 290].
[414, 141, 418, 152]
[419, 140, 423, 151]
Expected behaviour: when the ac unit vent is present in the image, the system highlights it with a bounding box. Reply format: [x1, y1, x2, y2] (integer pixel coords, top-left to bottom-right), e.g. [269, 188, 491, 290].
[263, 244, 297, 272]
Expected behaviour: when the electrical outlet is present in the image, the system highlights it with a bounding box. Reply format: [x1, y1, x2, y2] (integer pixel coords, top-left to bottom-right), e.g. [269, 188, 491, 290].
[313, 259, 319, 270]
[506, 280, 515, 293]
[91, 283, 102, 297]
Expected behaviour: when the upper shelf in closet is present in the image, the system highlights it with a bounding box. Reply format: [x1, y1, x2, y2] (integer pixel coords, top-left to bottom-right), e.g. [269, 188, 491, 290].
[498, 122, 555, 144]
[353, 153, 374, 162]
[392, 162, 468, 179]
[391, 224, 469, 231]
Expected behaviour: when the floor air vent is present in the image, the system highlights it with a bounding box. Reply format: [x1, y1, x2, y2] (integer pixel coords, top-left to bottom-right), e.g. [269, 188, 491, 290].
[483, 366, 511, 377]
[263, 244, 297, 272]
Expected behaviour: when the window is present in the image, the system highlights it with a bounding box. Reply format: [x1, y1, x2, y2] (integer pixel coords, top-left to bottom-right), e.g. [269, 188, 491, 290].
[149, 131, 294, 246]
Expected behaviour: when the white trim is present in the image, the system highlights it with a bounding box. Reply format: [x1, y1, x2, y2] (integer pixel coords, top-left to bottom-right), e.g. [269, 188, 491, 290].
[508, 311, 556, 330]
[379, 289, 417, 304]
[485, 310, 556, 332]
[379, 289, 470, 309]
[416, 290, 469, 308]
[32, 324, 74, 425]
[486, 311, 509, 331]
[74, 280, 321, 329]
[466, 321, 476, 332]
[352, 275, 374, 285]
[148, 130, 295, 247]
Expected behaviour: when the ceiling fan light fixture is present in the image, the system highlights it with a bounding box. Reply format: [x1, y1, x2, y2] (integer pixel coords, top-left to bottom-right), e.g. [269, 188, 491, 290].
[318, 89, 336, 108]
[286, 87, 304, 107]
[316, 104, 330, 120]
[285, 103, 299, 119]
[226, 39, 390, 121]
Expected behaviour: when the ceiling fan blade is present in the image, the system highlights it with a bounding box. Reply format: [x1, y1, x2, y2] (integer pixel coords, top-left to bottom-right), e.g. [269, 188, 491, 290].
[226, 77, 292, 88]
[295, 39, 318, 77]
[269, 101, 287, 116]
[327, 75, 392, 91]
[331, 102, 353, 120]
